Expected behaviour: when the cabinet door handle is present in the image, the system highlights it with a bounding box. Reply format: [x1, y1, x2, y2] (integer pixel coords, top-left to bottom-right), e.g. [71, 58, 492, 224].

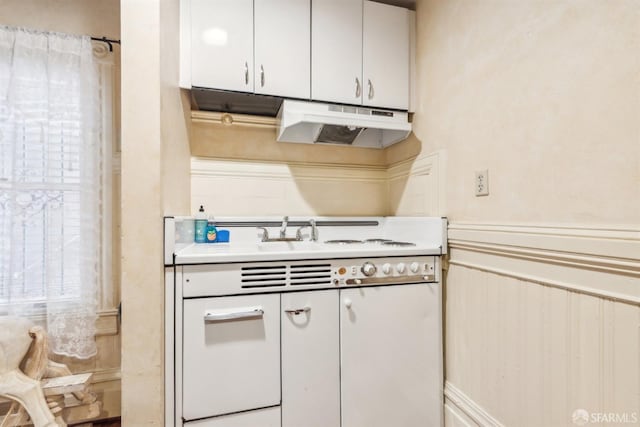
[355, 77, 361, 98]
[284, 306, 310, 316]
[260, 64, 265, 87]
[204, 306, 263, 322]
[343, 298, 352, 309]
[244, 61, 249, 85]
[367, 79, 374, 100]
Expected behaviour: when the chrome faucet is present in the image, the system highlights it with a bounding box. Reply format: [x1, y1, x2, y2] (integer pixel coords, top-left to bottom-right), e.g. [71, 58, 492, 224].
[295, 219, 319, 242]
[279, 216, 289, 239]
[309, 219, 318, 242]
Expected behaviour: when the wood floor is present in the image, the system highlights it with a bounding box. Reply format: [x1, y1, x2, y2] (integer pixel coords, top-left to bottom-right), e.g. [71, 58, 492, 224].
[77, 419, 120, 427]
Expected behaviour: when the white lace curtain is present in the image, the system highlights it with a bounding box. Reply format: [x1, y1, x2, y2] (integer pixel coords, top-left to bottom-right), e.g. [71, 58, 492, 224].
[0, 26, 103, 359]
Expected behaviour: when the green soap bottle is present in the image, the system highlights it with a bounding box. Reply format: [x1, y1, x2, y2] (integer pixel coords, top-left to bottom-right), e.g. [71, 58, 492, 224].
[205, 216, 218, 243]
[194, 205, 207, 243]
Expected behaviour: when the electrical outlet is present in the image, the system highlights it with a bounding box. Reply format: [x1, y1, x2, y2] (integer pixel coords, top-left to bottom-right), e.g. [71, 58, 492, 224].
[475, 170, 489, 196]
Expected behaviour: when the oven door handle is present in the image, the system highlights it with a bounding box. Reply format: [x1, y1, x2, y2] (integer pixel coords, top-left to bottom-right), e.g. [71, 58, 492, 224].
[204, 306, 264, 323]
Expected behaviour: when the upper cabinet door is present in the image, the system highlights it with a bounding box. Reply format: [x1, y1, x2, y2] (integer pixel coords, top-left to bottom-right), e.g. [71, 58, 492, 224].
[312, 0, 363, 105]
[190, 0, 254, 92]
[362, 1, 409, 110]
[255, 0, 310, 99]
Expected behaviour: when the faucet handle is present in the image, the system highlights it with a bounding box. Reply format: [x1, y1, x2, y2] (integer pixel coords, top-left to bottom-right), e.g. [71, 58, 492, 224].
[257, 227, 270, 242]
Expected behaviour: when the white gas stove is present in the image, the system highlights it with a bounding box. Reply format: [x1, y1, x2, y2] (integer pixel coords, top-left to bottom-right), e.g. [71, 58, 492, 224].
[164, 216, 446, 427]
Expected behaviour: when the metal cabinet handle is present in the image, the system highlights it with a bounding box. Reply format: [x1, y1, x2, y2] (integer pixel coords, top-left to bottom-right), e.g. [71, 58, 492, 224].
[204, 306, 264, 322]
[260, 64, 265, 87]
[355, 77, 361, 98]
[367, 79, 374, 99]
[284, 305, 310, 316]
[244, 61, 249, 85]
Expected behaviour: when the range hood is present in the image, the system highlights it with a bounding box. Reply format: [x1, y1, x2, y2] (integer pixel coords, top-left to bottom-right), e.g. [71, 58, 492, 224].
[277, 100, 411, 148]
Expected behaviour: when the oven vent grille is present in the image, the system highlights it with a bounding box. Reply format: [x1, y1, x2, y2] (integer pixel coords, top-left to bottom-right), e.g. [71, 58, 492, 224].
[240, 263, 332, 288]
[241, 265, 287, 288]
[290, 264, 332, 286]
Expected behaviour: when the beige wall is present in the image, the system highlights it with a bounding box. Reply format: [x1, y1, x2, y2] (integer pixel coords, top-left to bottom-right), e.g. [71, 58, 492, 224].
[411, 0, 640, 425]
[191, 114, 388, 167]
[120, 0, 191, 425]
[190, 112, 442, 217]
[0, 0, 120, 39]
[0, 1, 122, 421]
[414, 0, 639, 226]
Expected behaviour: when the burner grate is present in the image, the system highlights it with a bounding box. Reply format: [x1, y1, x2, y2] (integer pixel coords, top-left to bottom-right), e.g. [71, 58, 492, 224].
[364, 238, 393, 243]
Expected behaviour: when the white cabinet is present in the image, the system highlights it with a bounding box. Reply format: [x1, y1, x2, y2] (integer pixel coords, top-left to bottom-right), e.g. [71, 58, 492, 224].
[187, 0, 310, 98]
[340, 284, 442, 427]
[281, 284, 441, 427]
[362, 1, 409, 109]
[311, 0, 363, 105]
[190, 0, 254, 92]
[182, 294, 281, 421]
[281, 291, 340, 427]
[255, 0, 310, 98]
[312, 0, 410, 110]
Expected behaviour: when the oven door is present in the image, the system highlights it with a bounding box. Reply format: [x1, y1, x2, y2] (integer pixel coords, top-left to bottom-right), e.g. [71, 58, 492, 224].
[182, 294, 281, 421]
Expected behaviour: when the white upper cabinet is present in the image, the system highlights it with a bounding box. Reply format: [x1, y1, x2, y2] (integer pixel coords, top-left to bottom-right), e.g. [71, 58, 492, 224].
[184, 0, 410, 110]
[255, 0, 310, 99]
[188, 0, 310, 98]
[190, 0, 254, 92]
[311, 0, 363, 105]
[363, 1, 409, 109]
[312, 0, 410, 110]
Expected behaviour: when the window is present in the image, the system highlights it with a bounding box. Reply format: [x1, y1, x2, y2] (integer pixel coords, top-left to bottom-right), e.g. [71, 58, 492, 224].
[0, 27, 113, 359]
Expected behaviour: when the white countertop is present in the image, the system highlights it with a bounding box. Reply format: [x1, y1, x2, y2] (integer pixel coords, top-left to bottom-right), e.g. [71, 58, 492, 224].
[172, 241, 443, 264]
[164, 216, 447, 265]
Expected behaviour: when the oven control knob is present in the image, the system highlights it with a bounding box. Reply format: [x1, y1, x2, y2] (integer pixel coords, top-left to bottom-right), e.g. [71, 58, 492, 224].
[396, 263, 406, 274]
[382, 263, 391, 275]
[410, 262, 420, 273]
[361, 262, 377, 277]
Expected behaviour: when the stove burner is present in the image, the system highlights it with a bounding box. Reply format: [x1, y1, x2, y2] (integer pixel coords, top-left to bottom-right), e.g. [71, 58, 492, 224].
[324, 239, 364, 244]
[382, 241, 416, 247]
[364, 239, 393, 243]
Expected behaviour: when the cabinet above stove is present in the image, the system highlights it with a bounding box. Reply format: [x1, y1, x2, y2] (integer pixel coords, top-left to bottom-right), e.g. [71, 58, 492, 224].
[180, 0, 416, 115]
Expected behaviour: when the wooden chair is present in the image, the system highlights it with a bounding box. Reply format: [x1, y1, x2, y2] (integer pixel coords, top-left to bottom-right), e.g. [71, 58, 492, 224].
[0, 317, 59, 427]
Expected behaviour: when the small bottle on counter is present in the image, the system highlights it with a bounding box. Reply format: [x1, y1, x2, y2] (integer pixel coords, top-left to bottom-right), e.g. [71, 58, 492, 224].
[194, 205, 207, 243]
[205, 216, 218, 243]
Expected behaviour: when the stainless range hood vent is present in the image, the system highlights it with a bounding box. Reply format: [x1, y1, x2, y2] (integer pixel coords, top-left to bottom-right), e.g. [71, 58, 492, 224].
[277, 100, 411, 149]
[315, 125, 365, 145]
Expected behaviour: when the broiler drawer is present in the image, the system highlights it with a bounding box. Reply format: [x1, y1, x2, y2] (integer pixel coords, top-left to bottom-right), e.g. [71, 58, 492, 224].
[182, 294, 281, 421]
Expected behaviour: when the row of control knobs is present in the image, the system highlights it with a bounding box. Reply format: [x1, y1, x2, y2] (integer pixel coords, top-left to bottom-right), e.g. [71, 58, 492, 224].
[361, 261, 423, 276]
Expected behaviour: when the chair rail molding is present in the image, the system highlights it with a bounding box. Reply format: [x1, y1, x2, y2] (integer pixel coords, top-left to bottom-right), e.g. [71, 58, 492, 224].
[448, 222, 640, 305]
[191, 157, 387, 182]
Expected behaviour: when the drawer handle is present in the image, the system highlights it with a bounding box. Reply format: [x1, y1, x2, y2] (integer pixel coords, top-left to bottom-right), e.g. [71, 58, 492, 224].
[204, 306, 264, 322]
[284, 306, 310, 316]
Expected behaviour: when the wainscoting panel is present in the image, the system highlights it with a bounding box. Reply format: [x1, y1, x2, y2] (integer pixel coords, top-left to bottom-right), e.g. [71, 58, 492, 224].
[387, 151, 444, 216]
[445, 223, 640, 427]
[191, 157, 389, 216]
